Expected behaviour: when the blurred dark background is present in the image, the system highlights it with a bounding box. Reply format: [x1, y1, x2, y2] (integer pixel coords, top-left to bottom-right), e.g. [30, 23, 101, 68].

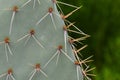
[59, 0, 120, 80]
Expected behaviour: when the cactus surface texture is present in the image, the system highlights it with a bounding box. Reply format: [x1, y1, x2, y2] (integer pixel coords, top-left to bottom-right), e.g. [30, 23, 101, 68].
[0, 0, 94, 80]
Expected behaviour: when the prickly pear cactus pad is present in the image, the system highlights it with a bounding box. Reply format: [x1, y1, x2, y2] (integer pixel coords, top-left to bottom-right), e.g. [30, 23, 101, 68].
[0, 0, 95, 80]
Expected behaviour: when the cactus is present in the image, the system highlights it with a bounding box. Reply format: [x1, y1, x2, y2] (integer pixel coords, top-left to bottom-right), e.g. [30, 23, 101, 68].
[0, 0, 94, 80]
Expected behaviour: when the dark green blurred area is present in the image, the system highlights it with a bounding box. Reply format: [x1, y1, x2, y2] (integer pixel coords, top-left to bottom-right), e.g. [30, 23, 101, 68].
[60, 0, 120, 80]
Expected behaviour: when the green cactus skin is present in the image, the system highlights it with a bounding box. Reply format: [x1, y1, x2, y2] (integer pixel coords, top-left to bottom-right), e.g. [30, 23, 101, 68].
[0, 0, 94, 80]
